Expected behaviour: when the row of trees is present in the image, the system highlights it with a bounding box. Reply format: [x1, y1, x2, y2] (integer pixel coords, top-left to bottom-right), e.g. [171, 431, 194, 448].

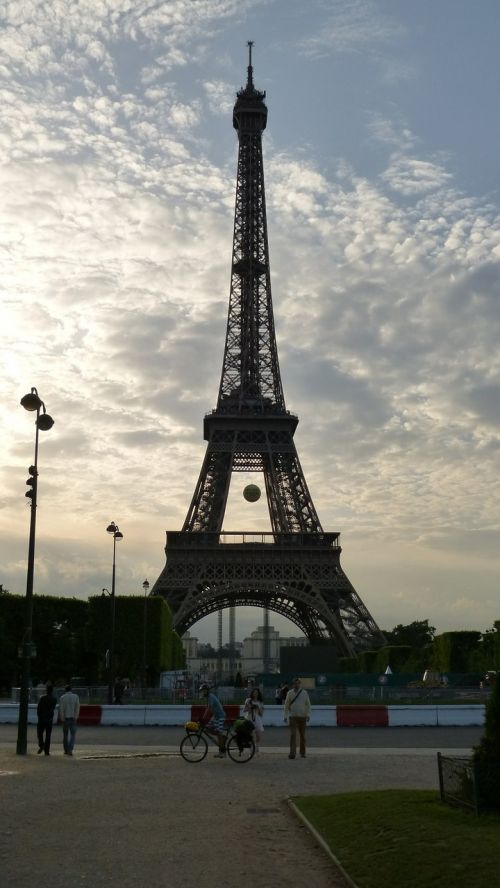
[0, 591, 185, 692]
[337, 619, 500, 676]
[2, 594, 498, 690]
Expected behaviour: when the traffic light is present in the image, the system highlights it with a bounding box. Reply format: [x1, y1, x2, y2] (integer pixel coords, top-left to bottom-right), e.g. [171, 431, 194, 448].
[25, 465, 37, 499]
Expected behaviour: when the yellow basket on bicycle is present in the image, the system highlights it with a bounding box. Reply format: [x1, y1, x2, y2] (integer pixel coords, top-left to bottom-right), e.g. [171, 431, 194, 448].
[184, 721, 200, 733]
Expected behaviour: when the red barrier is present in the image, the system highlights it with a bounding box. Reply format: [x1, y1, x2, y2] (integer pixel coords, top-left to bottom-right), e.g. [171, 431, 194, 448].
[77, 705, 102, 726]
[191, 704, 240, 723]
[337, 705, 388, 727]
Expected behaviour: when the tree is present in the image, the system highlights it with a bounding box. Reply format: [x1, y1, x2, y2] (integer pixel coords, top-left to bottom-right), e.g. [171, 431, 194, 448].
[479, 621, 500, 670]
[171, 631, 186, 670]
[432, 631, 481, 673]
[383, 620, 436, 649]
[473, 676, 500, 811]
[474, 677, 500, 762]
[198, 643, 217, 657]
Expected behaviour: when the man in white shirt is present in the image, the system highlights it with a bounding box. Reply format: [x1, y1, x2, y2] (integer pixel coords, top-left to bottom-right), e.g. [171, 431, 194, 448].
[59, 684, 80, 756]
[283, 677, 311, 759]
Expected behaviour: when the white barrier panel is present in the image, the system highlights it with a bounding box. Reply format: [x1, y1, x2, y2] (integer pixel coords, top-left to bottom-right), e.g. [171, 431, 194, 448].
[309, 706, 337, 727]
[0, 704, 41, 724]
[388, 706, 438, 726]
[100, 705, 147, 726]
[100, 705, 194, 726]
[0, 704, 20, 724]
[144, 705, 191, 726]
[261, 705, 283, 727]
[436, 705, 485, 727]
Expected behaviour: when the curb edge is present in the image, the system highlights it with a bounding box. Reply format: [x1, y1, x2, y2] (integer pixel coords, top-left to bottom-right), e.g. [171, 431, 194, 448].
[286, 796, 360, 888]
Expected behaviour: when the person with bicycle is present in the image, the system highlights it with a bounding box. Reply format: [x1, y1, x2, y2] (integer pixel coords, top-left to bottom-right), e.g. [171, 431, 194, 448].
[199, 683, 227, 758]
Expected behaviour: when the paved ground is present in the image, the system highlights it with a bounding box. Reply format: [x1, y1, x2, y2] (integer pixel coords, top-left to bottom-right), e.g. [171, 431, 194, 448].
[0, 727, 478, 888]
[0, 722, 483, 750]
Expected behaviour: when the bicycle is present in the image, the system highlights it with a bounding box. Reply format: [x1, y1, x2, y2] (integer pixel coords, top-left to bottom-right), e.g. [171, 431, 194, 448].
[180, 719, 255, 764]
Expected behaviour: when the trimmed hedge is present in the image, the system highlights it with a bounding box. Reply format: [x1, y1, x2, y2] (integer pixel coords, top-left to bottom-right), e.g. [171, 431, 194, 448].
[0, 592, 88, 689]
[87, 594, 177, 684]
[0, 591, 183, 689]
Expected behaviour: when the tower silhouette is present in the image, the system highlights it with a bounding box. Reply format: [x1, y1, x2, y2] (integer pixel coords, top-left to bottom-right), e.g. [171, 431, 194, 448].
[151, 45, 385, 657]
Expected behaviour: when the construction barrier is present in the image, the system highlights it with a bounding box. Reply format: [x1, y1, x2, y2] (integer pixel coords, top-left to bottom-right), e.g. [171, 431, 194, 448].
[77, 705, 102, 726]
[308, 706, 337, 727]
[435, 705, 485, 727]
[0, 702, 486, 727]
[387, 705, 438, 726]
[337, 705, 389, 727]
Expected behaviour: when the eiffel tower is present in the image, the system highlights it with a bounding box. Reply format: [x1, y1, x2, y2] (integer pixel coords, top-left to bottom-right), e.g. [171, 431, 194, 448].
[151, 44, 385, 658]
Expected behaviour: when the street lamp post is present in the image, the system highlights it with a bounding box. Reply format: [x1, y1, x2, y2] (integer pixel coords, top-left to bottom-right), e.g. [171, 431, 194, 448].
[101, 588, 110, 679]
[16, 388, 54, 755]
[106, 522, 123, 704]
[142, 579, 150, 697]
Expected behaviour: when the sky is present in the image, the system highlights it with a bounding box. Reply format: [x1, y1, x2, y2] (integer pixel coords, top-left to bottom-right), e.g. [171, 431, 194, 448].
[1, 0, 500, 647]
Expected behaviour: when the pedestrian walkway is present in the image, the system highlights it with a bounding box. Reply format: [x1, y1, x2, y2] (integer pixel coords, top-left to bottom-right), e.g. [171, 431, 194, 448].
[0, 742, 449, 888]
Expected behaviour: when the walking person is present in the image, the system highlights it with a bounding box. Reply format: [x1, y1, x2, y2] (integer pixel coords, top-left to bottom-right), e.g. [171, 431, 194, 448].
[283, 677, 311, 759]
[244, 687, 264, 753]
[36, 682, 56, 755]
[59, 684, 80, 756]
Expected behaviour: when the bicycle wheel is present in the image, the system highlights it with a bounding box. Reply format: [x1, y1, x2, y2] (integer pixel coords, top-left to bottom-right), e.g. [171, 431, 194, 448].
[226, 734, 255, 763]
[180, 733, 208, 762]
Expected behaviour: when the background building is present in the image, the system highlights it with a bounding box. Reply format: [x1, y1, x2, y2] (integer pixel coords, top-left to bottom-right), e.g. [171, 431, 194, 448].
[182, 624, 308, 681]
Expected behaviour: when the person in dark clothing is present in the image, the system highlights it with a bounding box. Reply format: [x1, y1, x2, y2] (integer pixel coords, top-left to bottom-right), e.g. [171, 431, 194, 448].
[114, 677, 125, 704]
[37, 683, 57, 755]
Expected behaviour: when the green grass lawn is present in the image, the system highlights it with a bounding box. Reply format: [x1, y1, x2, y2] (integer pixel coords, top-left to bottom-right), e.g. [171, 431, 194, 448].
[293, 790, 500, 888]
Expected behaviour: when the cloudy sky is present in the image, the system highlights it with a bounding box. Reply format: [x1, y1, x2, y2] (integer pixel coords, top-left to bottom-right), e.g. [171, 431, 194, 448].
[1, 0, 499, 647]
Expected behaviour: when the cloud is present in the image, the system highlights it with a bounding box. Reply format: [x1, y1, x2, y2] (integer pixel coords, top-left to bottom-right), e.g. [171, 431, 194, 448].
[203, 79, 234, 116]
[297, 0, 404, 58]
[0, 1, 499, 644]
[382, 156, 453, 195]
[366, 114, 417, 152]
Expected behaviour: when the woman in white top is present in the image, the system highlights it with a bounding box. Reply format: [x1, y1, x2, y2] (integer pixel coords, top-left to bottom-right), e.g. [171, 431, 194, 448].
[243, 687, 264, 752]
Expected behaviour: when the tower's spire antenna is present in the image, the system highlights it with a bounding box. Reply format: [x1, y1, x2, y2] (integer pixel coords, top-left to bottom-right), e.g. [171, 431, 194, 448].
[247, 40, 254, 89]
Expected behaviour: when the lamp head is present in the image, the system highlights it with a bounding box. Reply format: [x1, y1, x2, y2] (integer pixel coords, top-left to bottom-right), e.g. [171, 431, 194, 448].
[20, 389, 42, 412]
[107, 522, 123, 540]
[37, 412, 54, 432]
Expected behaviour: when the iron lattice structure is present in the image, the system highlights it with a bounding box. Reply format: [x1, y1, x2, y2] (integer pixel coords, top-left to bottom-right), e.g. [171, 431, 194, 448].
[152, 46, 385, 657]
